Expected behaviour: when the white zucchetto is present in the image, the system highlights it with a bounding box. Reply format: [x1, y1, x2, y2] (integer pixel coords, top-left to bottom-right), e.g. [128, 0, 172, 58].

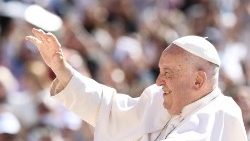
[172, 36, 221, 66]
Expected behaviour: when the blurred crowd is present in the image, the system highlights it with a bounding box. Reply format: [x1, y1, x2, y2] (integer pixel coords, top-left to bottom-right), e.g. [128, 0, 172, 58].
[1, 0, 250, 140]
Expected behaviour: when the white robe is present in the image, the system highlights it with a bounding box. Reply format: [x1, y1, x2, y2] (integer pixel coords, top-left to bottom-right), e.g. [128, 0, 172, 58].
[51, 69, 247, 141]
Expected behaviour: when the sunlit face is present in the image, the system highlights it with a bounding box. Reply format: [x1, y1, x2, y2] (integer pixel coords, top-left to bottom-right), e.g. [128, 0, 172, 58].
[156, 45, 195, 115]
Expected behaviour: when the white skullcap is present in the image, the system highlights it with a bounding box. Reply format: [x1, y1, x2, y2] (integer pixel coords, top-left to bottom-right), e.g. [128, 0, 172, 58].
[172, 35, 221, 66]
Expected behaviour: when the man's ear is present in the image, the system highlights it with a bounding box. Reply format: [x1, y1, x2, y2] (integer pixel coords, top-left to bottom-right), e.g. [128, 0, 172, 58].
[193, 71, 207, 89]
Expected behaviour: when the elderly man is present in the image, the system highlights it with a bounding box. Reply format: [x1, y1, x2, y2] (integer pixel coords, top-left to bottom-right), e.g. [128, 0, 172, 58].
[26, 28, 247, 141]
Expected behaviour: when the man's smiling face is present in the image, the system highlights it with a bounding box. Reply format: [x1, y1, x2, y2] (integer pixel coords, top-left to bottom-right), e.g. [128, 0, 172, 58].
[156, 44, 196, 115]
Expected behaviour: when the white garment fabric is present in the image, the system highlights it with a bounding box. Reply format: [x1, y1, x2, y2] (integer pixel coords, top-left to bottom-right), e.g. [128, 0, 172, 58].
[51, 69, 247, 141]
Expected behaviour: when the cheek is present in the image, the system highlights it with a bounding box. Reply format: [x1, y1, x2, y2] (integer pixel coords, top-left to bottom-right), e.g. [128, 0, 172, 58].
[168, 78, 192, 98]
[176, 73, 193, 88]
[166, 78, 184, 89]
[163, 94, 173, 109]
[161, 73, 193, 91]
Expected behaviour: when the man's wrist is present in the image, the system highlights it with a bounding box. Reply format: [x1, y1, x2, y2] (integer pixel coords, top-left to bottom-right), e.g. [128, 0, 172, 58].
[52, 61, 73, 88]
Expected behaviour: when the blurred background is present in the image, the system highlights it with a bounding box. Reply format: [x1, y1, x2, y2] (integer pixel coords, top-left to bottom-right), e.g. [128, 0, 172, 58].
[0, 0, 250, 140]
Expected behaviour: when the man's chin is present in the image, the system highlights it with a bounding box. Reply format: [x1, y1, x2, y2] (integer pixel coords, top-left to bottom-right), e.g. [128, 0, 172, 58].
[163, 101, 170, 110]
[162, 92, 172, 109]
[163, 103, 182, 115]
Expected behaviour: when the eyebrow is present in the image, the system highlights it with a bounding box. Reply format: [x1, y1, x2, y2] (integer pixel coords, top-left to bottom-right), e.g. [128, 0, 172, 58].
[159, 67, 174, 72]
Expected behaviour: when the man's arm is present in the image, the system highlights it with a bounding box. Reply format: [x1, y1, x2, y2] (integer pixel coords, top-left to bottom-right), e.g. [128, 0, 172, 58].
[25, 29, 168, 140]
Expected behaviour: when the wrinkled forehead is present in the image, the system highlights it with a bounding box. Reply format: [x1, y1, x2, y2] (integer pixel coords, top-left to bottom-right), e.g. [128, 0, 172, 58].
[159, 44, 189, 68]
[162, 44, 189, 58]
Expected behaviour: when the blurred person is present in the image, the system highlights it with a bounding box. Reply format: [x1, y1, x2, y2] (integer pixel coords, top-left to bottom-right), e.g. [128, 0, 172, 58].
[27, 122, 63, 141]
[106, 0, 138, 34]
[0, 66, 22, 141]
[220, 25, 248, 86]
[0, 67, 22, 138]
[55, 104, 93, 141]
[113, 35, 154, 97]
[0, 66, 20, 120]
[60, 20, 102, 79]
[81, 4, 108, 34]
[10, 60, 51, 127]
[237, 0, 250, 50]
[0, 16, 16, 68]
[26, 28, 247, 141]
[233, 0, 250, 86]
[95, 56, 129, 93]
[0, 111, 21, 141]
[0, 66, 19, 103]
[230, 86, 250, 140]
[10, 59, 86, 141]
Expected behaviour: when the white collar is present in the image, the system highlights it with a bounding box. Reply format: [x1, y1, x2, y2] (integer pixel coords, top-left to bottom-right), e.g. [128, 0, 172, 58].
[180, 87, 221, 118]
[155, 88, 222, 140]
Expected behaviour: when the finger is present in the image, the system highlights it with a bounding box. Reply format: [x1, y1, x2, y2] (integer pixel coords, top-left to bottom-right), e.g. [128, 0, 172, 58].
[32, 28, 47, 42]
[37, 29, 48, 43]
[55, 51, 64, 59]
[32, 28, 43, 41]
[25, 36, 42, 45]
[47, 32, 61, 45]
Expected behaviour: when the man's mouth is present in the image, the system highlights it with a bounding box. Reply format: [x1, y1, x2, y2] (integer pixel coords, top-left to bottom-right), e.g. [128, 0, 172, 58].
[163, 90, 172, 96]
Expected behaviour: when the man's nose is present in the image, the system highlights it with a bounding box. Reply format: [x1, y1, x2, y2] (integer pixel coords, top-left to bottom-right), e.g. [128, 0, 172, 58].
[156, 75, 163, 86]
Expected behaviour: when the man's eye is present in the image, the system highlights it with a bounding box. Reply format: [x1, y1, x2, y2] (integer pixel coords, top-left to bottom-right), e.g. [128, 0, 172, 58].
[164, 72, 173, 78]
[164, 72, 169, 76]
[164, 72, 170, 75]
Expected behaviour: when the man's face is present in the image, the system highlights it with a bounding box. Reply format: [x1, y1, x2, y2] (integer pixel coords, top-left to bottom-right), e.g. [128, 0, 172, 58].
[156, 46, 194, 115]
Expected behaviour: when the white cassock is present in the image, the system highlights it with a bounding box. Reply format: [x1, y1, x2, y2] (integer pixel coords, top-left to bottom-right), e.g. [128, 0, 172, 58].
[51, 69, 247, 141]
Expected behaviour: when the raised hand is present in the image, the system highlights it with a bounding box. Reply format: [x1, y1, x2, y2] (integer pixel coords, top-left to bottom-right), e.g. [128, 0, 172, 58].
[25, 28, 64, 72]
[26, 28, 72, 88]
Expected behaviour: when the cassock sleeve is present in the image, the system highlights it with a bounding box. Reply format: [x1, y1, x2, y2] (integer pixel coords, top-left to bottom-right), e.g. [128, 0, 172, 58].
[50, 67, 168, 140]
